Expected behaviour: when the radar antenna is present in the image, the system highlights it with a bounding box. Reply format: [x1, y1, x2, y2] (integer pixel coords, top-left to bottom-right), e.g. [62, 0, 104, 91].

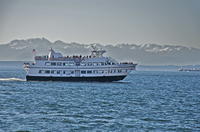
[90, 44, 106, 57]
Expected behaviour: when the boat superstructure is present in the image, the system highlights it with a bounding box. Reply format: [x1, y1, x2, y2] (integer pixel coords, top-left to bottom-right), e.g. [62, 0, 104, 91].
[24, 46, 137, 82]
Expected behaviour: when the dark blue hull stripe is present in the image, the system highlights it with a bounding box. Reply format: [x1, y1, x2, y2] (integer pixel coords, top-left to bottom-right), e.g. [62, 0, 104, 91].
[26, 75, 127, 82]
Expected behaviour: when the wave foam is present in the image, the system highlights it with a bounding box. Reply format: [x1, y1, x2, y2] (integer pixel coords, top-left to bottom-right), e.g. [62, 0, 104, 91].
[0, 78, 25, 81]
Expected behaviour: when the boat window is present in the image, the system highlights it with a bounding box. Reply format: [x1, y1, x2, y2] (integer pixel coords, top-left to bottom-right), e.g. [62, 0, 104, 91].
[39, 70, 44, 74]
[99, 70, 104, 74]
[51, 62, 56, 66]
[51, 70, 55, 74]
[101, 62, 104, 65]
[57, 70, 61, 74]
[80, 63, 86, 66]
[93, 62, 98, 66]
[87, 70, 92, 74]
[69, 62, 74, 66]
[45, 70, 50, 74]
[81, 71, 86, 74]
[76, 62, 80, 66]
[93, 70, 98, 74]
[45, 62, 51, 66]
[104, 70, 108, 74]
[57, 62, 62, 66]
[88, 62, 92, 66]
[64, 70, 71, 75]
[112, 69, 116, 73]
[118, 69, 122, 73]
[63, 62, 68, 66]
[71, 71, 74, 74]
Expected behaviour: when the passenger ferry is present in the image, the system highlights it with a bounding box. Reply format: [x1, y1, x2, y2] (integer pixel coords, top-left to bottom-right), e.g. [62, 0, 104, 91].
[24, 46, 137, 82]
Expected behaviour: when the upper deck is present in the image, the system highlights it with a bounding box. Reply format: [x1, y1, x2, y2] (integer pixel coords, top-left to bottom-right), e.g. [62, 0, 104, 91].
[35, 55, 98, 61]
[25, 47, 137, 69]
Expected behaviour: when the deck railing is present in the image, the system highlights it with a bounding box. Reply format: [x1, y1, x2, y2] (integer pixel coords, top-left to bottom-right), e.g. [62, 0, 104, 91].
[34, 55, 96, 61]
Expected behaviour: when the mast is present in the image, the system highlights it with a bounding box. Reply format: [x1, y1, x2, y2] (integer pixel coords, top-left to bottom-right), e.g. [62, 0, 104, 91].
[32, 49, 36, 61]
[91, 45, 106, 57]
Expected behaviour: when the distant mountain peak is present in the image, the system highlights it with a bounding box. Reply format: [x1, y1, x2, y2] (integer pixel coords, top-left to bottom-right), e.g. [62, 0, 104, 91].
[0, 38, 200, 65]
[54, 40, 65, 44]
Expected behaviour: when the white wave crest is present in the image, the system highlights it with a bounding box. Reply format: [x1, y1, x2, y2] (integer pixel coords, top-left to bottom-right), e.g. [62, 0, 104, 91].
[0, 78, 25, 81]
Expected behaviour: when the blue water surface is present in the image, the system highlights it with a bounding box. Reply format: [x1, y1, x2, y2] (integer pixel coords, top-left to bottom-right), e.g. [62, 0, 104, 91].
[0, 62, 200, 131]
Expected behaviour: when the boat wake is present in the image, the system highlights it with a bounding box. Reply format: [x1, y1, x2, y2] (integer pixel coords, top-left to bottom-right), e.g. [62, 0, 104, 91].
[0, 78, 25, 81]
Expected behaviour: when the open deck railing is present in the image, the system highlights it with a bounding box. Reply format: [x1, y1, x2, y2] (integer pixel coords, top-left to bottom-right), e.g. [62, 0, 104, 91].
[34, 55, 97, 61]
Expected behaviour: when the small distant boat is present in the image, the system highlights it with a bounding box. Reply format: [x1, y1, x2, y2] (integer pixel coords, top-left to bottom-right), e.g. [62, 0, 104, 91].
[178, 68, 200, 72]
[24, 46, 137, 82]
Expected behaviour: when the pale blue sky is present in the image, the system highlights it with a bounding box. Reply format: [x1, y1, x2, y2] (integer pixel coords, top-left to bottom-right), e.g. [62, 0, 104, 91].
[0, 0, 200, 47]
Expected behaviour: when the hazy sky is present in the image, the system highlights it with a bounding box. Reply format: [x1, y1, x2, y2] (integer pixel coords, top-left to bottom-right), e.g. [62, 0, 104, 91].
[0, 0, 200, 47]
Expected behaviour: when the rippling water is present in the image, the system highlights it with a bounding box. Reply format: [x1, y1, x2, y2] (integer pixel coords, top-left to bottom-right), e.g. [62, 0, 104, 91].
[0, 62, 200, 131]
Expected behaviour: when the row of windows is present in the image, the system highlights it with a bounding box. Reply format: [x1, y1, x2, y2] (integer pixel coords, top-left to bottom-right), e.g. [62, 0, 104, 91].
[39, 70, 74, 74]
[80, 62, 115, 66]
[45, 62, 116, 66]
[45, 62, 74, 66]
[38, 69, 128, 74]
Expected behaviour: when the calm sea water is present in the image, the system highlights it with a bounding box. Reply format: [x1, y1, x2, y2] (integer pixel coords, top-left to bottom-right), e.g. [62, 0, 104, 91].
[0, 62, 200, 132]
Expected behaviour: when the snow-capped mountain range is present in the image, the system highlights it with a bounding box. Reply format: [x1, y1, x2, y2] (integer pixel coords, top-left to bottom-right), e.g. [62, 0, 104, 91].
[0, 38, 200, 65]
